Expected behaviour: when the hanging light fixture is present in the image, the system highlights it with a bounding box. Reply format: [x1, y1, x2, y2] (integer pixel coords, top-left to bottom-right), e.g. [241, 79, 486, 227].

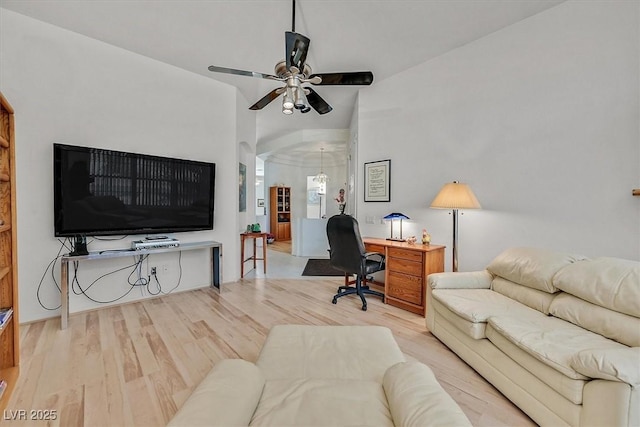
[313, 148, 328, 195]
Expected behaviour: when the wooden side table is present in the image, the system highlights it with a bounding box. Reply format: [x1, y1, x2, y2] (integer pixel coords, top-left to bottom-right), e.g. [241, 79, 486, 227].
[240, 232, 267, 278]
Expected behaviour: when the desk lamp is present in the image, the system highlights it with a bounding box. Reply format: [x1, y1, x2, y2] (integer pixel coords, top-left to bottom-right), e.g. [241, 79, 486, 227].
[384, 212, 410, 241]
[430, 181, 481, 272]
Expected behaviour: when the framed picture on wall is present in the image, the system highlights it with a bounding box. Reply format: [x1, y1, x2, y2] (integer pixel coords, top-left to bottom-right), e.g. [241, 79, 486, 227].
[239, 163, 247, 212]
[257, 198, 265, 207]
[364, 159, 391, 202]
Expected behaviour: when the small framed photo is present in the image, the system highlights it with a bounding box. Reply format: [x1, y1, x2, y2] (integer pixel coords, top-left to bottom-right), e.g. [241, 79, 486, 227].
[257, 198, 265, 207]
[364, 159, 391, 202]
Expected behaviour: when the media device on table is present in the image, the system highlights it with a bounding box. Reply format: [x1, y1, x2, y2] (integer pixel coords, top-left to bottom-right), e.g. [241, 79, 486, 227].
[53, 143, 215, 254]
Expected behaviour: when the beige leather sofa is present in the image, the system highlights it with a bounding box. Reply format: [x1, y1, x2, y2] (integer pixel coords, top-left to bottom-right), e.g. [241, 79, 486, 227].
[426, 247, 640, 427]
[168, 325, 471, 426]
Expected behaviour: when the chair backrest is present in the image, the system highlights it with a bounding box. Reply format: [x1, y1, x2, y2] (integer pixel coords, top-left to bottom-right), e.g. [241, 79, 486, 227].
[326, 214, 366, 274]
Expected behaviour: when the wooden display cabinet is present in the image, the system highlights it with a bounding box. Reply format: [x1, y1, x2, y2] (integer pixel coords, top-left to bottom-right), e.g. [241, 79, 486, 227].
[0, 92, 19, 410]
[269, 186, 291, 241]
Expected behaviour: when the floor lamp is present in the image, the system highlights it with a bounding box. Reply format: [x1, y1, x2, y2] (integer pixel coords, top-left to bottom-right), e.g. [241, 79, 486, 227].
[430, 181, 481, 272]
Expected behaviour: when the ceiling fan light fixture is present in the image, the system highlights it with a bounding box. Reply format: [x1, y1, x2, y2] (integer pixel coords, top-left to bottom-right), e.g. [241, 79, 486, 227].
[207, 0, 374, 116]
[282, 105, 294, 115]
[283, 86, 295, 110]
[294, 82, 308, 110]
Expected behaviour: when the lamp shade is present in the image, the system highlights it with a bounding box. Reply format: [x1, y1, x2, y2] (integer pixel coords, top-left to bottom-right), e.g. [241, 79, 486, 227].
[384, 212, 410, 220]
[430, 181, 481, 210]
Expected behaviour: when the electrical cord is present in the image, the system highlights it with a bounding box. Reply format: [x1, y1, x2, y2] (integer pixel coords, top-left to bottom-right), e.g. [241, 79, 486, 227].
[153, 251, 183, 295]
[71, 254, 149, 304]
[40, 237, 185, 310]
[146, 272, 162, 296]
[127, 255, 148, 287]
[36, 238, 71, 310]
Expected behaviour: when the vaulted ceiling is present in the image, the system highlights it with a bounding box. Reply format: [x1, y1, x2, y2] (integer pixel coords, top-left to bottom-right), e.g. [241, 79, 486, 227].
[1, 0, 564, 157]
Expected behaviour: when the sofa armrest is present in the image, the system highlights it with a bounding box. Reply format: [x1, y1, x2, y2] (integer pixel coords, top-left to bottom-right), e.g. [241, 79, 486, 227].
[168, 359, 265, 427]
[570, 347, 640, 387]
[383, 361, 472, 427]
[428, 271, 492, 290]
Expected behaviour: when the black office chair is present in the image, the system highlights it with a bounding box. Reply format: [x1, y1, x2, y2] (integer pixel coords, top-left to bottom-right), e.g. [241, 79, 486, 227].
[326, 214, 385, 311]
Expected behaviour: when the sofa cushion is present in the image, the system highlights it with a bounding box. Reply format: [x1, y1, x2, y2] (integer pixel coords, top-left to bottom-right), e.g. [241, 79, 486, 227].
[250, 378, 393, 427]
[549, 293, 640, 347]
[383, 361, 472, 426]
[488, 315, 628, 380]
[491, 277, 557, 314]
[168, 359, 265, 427]
[431, 288, 541, 323]
[431, 297, 488, 339]
[553, 257, 640, 318]
[487, 247, 586, 293]
[570, 347, 640, 387]
[256, 325, 405, 382]
[485, 322, 587, 404]
[429, 270, 492, 289]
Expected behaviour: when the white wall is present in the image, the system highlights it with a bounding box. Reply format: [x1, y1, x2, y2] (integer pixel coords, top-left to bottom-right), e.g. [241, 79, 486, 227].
[357, 1, 640, 271]
[0, 10, 246, 322]
[237, 93, 258, 263]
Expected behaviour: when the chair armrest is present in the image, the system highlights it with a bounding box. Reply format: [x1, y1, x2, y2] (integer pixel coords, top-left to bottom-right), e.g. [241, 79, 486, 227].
[570, 347, 640, 387]
[364, 251, 385, 261]
[168, 359, 265, 427]
[428, 271, 492, 289]
[364, 252, 385, 270]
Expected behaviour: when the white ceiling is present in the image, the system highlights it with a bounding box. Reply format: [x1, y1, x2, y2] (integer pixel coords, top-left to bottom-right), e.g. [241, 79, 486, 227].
[1, 0, 563, 153]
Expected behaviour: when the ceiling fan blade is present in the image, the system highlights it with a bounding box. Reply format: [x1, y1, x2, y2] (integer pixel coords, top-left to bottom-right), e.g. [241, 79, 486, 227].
[309, 71, 374, 86]
[305, 88, 333, 115]
[285, 31, 310, 73]
[208, 65, 282, 81]
[249, 88, 283, 110]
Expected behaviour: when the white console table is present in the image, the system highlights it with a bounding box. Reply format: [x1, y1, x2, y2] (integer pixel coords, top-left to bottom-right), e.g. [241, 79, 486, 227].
[60, 240, 222, 329]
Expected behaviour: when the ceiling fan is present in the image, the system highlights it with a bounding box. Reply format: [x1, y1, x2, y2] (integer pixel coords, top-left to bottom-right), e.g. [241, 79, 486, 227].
[207, 0, 373, 115]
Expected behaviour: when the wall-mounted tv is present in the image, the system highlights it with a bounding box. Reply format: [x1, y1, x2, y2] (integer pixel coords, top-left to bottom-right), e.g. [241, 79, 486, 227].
[53, 143, 215, 237]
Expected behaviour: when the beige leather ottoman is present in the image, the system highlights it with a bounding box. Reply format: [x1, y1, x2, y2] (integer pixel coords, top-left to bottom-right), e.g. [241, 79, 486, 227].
[169, 325, 471, 426]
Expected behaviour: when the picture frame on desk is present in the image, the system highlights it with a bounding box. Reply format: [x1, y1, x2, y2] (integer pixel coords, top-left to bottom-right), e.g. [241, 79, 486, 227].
[364, 159, 391, 202]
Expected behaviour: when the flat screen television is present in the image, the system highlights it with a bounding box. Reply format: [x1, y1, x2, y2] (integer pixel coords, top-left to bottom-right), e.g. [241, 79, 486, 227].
[53, 143, 215, 237]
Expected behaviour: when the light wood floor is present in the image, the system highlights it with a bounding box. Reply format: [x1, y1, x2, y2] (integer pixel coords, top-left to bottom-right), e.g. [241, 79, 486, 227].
[7, 278, 536, 427]
[267, 240, 292, 254]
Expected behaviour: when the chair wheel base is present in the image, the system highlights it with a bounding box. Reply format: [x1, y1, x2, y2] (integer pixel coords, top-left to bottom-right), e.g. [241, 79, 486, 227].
[332, 297, 337, 304]
[362, 305, 367, 311]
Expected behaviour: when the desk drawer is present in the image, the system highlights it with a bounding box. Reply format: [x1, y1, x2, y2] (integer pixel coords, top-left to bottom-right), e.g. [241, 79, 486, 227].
[388, 271, 423, 305]
[388, 257, 423, 276]
[388, 247, 423, 262]
[365, 244, 386, 255]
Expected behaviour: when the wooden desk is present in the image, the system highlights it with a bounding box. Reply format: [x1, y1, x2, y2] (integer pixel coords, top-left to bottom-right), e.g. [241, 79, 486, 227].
[363, 238, 445, 316]
[241, 232, 267, 278]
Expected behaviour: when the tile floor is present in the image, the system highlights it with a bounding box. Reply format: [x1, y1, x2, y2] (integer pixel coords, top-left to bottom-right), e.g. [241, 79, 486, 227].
[241, 244, 326, 279]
